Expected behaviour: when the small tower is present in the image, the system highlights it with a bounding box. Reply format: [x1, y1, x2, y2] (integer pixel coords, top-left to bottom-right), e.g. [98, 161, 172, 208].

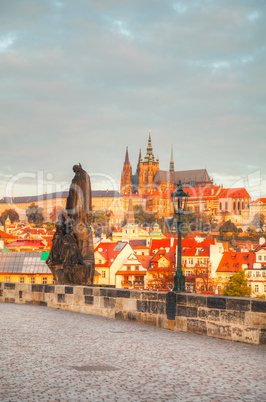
[138, 130, 159, 194]
[5, 215, 11, 227]
[136, 149, 142, 176]
[120, 147, 132, 195]
[170, 145, 174, 173]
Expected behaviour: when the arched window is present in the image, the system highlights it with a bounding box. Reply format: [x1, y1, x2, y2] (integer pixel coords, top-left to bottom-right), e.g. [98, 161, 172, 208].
[238, 201, 240, 211]
[219, 202, 222, 210]
[225, 202, 228, 211]
[233, 202, 236, 210]
[242, 201, 244, 209]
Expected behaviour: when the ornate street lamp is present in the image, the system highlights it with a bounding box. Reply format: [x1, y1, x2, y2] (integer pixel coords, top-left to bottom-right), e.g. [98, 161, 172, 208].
[171, 181, 190, 292]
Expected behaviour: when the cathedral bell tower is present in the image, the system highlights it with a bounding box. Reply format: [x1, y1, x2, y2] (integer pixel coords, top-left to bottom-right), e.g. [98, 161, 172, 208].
[138, 130, 159, 194]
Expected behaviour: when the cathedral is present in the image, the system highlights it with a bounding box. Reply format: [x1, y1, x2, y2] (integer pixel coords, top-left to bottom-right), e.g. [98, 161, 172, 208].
[120, 131, 213, 195]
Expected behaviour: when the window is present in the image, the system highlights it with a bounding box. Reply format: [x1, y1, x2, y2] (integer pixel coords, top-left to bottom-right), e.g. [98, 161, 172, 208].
[258, 255, 262, 261]
[101, 271, 106, 278]
[31, 277, 35, 284]
[225, 202, 228, 210]
[185, 271, 192, 276]
[99, 259, 102, 264]
[264, 255, 266, 261]
[5, 276, 10, 283]
[127, 266, 131, 271]
[42, 277, 47, 284]
[135, 266, 139, 271]
[218, 285, 221, 294]
[255, 285, 259, 293]
[20, 277, 25, 283]
[256, 271, 261, 277]
[219, 202, 222, 210]
[264, 285, 266, 292]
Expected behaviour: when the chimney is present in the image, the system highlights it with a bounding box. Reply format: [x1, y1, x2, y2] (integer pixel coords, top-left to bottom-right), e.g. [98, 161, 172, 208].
[259, 237, 265, 245]
[170, 236, 174, 248]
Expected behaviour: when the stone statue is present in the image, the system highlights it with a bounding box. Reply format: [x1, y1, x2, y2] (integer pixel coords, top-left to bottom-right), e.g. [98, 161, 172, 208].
[61, 226, 84, 267]
[46, 164, 95, 285]
[46, 222, 64, 266]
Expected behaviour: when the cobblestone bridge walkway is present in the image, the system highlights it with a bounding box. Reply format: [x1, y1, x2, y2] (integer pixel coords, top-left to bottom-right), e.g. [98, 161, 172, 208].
[0, 304, 265, 401]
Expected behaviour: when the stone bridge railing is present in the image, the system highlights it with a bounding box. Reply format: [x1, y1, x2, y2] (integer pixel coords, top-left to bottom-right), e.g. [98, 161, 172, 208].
[1, 282, 265, 345]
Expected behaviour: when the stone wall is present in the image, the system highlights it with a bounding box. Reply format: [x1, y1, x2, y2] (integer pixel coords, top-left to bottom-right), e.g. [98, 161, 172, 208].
[1, 282, 265, 345]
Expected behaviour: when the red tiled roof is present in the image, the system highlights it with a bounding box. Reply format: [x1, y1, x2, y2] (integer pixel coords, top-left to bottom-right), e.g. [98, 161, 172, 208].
[218, 188, 250, 199]
[129, 240, 147, 248]
[0, 230, 15, 239]
[183, 186, 221, 200]
[136, 255, 152, 269]
[95, 241, 127, 267]
[254, 242, 266, 252]
[253, 198, 266, 204]
[216, 251, 254, 273]
[115, 270, 146, 275]
[182, 246, 210, 257]
[8, 240, 45, 247]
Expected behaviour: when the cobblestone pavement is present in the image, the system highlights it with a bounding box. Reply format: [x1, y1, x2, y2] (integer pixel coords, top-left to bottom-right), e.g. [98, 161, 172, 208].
[0, 304, 265, 402]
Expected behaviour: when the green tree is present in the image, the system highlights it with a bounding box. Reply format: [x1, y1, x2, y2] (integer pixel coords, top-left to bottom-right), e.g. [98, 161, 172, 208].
[26, 203, 44, 227]
[247, 222, 256, 234]
[166, 211, 211, 237]
[252, 213, 265, 231]
[133, 205, 157, 225]
[0, 208, 19, 224]
[93, 210, 113, 225]
[223, 269, 251, 298]
[219, 219, 238, 234]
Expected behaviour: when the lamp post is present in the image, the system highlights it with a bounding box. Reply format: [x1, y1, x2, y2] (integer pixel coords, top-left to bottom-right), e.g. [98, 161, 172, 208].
[172, 181, 189, 292]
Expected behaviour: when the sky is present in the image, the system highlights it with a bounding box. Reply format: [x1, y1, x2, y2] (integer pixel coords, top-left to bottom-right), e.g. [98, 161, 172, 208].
[0, 0, 265, 200]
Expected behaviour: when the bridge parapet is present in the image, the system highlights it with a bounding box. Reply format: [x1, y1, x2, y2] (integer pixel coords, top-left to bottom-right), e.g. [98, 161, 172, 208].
[1, 282, 265, 345]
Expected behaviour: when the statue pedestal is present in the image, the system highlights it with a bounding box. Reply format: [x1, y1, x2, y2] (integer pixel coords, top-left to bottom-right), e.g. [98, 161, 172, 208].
[48, 263, 92, 286]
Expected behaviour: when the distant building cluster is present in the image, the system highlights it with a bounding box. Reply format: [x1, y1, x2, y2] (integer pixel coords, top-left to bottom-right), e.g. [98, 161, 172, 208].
[0, 132, 264, 231]
[0, 131, 265, 297]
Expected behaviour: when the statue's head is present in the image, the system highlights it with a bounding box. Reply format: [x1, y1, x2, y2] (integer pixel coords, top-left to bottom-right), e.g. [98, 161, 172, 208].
[73, 163, 82, 173]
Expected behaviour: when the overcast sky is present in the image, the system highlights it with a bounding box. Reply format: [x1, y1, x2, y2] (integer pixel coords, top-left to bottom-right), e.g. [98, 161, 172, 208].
[0, 0, 265, 199]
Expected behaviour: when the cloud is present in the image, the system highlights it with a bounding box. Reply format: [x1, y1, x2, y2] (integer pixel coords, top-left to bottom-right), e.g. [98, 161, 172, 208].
[0, 33, 17, 52]
[0, 0, 265, 197]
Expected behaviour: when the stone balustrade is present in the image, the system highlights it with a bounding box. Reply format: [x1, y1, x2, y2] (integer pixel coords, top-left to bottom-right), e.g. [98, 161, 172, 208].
[1, 282, 265, 345]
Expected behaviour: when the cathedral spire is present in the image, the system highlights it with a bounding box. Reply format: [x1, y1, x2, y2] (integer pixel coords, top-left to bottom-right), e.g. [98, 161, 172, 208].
[121, 146, 132, 195]
[170, 145, 174, 172]
[124, 146, 130, 164]
[144, 129, 155, 162]
[136, 148, 142, 175]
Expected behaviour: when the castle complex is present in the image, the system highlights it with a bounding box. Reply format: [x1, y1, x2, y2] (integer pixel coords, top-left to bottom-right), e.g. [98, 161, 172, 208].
[120, 131, 213, 195]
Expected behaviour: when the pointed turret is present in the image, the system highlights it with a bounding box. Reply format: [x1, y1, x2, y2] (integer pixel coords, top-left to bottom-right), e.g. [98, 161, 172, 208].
[136, 149, 142, 175]
[170, 145, 174, 173]
[125, 146, 130, 164]
[144, 129, 155, 162]
[120, 147, 132, 195]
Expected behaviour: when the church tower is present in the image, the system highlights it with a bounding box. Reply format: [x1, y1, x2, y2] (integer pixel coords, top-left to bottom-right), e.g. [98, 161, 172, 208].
[169, 145, 174, 173]
[138, 130, 159, 194]
[120, 147, 132, 195]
